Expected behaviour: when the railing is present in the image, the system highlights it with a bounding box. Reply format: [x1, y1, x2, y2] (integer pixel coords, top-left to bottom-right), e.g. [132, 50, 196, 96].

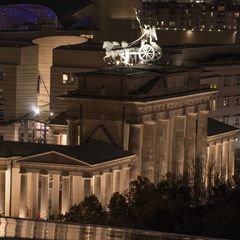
[0, 217, 221, 240]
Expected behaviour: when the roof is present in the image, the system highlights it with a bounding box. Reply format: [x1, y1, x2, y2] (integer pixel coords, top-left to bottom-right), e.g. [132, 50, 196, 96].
[207, 118, 239, 136]
[49, 112, 67, 125]
[0, 140, 133, 165]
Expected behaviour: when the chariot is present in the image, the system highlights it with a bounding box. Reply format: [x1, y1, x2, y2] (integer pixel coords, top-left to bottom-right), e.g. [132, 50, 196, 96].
[103, 9, 162, 66]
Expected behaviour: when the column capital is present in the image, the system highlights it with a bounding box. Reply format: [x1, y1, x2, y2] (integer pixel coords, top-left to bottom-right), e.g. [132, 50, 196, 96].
[61, 171, 69, 177]
[19, 169, 27, 174]
[40, 170, 48, 175]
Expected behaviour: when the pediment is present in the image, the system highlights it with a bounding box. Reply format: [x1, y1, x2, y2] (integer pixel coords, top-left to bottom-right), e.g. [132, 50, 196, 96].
[17, 151, 90, 167]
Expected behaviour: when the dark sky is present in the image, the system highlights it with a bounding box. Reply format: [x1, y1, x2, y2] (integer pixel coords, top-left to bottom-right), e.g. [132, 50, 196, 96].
[0, 0, 91, 18]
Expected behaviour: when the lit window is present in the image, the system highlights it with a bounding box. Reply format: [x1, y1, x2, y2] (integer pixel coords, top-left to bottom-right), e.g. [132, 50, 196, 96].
[223, 97, 231, 107]
[235, 96, 240, 105]
[210, 83, 217, 89]
[161, 21, 164, 26]
[62, 73, 75, 84]
[210, 99, 216, 111]
[211, 12, 214, 17]
[218, 6, 224, 11]
[169, 21, 176, 27]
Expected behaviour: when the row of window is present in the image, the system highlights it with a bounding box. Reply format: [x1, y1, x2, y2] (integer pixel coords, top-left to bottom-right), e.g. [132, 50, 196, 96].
[222, 115, 240, 126]
[223, 96, 240, 107]
[223, 74, 240, 86]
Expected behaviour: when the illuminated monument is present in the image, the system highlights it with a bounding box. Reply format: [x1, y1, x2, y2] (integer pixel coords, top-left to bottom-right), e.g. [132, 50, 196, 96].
[0, 2, 238, 220]
[103, 9, 162, 65]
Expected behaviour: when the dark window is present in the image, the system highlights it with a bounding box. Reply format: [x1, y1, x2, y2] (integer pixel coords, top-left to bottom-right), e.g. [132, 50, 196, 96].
[0, 72, 5, 81]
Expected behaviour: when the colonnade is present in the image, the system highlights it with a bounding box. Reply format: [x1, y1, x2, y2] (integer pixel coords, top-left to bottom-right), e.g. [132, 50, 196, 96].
[207, 137, 235, 182]
[16, 166, 131, 219]
[127, 111, 214, 183]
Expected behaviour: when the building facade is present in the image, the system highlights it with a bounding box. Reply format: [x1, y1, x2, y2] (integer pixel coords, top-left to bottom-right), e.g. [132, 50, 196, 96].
[0, 66, 239, 220]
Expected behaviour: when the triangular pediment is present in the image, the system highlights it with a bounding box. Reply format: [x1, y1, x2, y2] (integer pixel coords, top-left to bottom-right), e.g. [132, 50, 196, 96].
[17, 151, 91, 167]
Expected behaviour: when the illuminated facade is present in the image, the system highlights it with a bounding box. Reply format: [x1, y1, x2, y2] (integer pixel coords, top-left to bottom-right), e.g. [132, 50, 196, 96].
[0, 2, 239, 221]
[142, 0, 240, 31]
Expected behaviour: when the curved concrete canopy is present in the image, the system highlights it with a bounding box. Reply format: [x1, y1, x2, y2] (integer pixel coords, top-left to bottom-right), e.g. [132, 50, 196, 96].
[32, 35, 88, 48]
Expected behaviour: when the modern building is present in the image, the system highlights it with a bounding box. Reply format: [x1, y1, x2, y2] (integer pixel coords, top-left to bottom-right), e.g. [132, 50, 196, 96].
[142, 0, 240, 31]
[166, 44, 240, 148]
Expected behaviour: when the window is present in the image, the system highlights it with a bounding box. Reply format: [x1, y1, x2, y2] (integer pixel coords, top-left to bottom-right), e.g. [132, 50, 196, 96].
[223, 75, 231, 86]
[235, 96, 240, 105]
[0, 133, 3, 141]
[0, 89, 4, 105]
[210, 99, 216, 111]
[0, 111, 4, 120]
[223, 96, 231, 107]
[218, 6, 225, 11]
[169, 21, 176, 27]
[235, 75, 240, 86]
[210, 83, 217, 89]
[223, 116, 230, 124]
[0, 72, 5, 81]
[62, 73, 75, 84]
[234, 115, 240, 126]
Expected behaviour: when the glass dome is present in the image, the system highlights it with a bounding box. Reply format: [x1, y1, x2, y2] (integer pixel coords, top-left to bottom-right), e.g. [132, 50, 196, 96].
[0, 4, 61, 30]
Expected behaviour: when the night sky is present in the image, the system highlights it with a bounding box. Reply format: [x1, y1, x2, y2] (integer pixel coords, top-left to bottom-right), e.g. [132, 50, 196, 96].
[0, 0, 91, 18]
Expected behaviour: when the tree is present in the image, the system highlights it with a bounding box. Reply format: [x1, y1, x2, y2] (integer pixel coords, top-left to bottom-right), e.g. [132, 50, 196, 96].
[125, 176, 156, 228]
[65, 195, 107, 224]
[108, 192, 128, 227]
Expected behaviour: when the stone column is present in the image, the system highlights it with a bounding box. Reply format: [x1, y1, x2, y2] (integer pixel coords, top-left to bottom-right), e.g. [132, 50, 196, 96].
[123, 122, 129, 151]
[128, 123, 143, 176]
[82, 177, 91, 199]
[196, 111, 208, 184]
[61, 175, 70, 214]
[0, 170, 5, 215]
[142, 121, 156, 182]
[167, 116, 174, 173]
[101, 172, 112, 207]
[184, 113, 197, 181]
[67, 119, 79, 146]
[112, 170, 121, 193]
[30, 173, 39, 218]
[208, 143, 216, 186]
[72, 175, 82, 205]
[120, 167, 130, 193]
[19, 171, 27, 218]
[215, 142, 222, 180]
[222, 140, 229, 181]
[92, 175, 101, 200]
[54, 134, 61, 145]
[196, 111, 208, 161]
[156, 119, 169, 182]
[172, 116, 186, 178]
[51, 174, 60, 215]
[228, 137, 235, 179]
[40, 173, 49, 219]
